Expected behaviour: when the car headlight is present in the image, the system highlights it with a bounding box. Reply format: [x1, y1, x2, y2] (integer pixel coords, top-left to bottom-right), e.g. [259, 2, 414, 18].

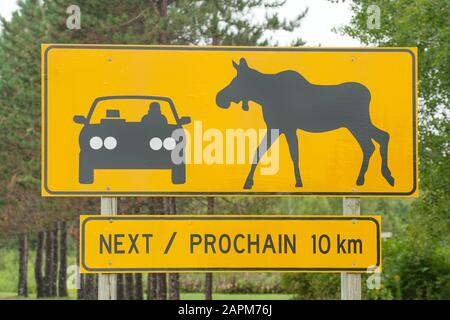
[104, 136, 117, 150]
[163, 137, 176, 150]
[149, 137, 162, 150]
[89, 136, 103, 150]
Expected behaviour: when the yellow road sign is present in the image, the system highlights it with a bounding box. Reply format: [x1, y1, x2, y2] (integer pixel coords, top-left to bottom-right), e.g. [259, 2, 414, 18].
[42, 45, 417, 196]
[80, 215, 381, 273]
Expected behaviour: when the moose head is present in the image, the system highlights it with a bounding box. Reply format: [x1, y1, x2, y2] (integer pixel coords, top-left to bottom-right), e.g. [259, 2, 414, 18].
[216, 58, 252, 111]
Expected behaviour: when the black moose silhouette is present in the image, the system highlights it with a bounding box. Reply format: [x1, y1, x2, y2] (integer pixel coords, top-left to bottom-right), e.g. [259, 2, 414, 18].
[216, 58, 394, 190]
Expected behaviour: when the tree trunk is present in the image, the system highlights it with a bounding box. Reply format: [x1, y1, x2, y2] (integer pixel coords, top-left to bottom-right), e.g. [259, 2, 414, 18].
[35, 231, 45, 298]
[125, 273, 135, 300]
[157, 274, 167, 300]
[205, 273, 213, 300]
[43, 229, 53, 297]
[169, 274, 180, 300]
[58, 221, 68, 297]
[78, 274, 85, 300]
[93, 274, 98, 300]
[84, 274, 97, 300]
[135, 274, 144, 300]
[150, 197, 169, 300]
[147, 274, 157, 300]
[205, 197, 215, 300]
[18, 233, 28, 297]
[157, 0, 169, 44]
[149, 196, 168, 300]
[166, 197, 180, 300]
[117, 274, 125, 300]
[76, 219, 84, 300]
[80, 274, 87, 300]
[51, 223, 59, 296]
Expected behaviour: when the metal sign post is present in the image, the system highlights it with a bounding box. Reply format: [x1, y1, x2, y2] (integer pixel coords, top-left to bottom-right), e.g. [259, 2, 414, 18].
[341, 197, 362, 300]
[98, 197, 117, 300]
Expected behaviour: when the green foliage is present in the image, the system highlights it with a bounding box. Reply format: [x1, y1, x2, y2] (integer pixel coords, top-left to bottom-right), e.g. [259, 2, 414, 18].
[277, 198, 341, 214]
[181, 272, 284, 294]
[334, 2, 450, 233]
[281, 239, 449, 300]
[282, 273, 340, 300]
[341, 0, 449, 111]
[0, 0, 49, 235]
[381, 239, 450, 300]
[42, 0, 305, 45]
[0, 247, 36, 293]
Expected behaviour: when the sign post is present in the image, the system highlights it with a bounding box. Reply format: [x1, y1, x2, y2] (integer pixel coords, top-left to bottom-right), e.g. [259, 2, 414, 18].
[341, 198, 361, 300]
[98, 197, 117, 300]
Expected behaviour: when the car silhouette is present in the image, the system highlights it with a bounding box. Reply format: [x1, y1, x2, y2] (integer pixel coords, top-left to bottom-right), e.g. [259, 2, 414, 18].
[73, 95, 191, 185]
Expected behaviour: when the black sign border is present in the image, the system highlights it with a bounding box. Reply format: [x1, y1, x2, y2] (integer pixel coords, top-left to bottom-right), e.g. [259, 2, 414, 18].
[43, 45, 417, 196]
[81, 216, 381, 273]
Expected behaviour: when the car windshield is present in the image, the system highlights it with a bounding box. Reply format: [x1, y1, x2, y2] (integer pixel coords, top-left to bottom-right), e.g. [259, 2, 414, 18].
[89, 98, 177, 125]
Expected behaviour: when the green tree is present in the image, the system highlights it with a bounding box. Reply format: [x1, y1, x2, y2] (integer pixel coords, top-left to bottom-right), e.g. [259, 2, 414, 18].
[332, 0, 449, 299]
[0, 0, 50, 298]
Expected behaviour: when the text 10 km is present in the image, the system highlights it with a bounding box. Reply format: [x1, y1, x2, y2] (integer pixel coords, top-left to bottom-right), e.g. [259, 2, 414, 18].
[312, 234, 363, 255]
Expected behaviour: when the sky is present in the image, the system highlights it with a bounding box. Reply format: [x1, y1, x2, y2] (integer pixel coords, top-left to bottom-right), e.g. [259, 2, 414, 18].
[266, 0, 361, 46]
[0, 0, 361, 46]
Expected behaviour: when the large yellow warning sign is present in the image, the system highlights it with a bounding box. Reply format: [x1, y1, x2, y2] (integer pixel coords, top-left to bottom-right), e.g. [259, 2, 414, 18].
[42, 45, 417, 196]
[80, 215, 381, 273]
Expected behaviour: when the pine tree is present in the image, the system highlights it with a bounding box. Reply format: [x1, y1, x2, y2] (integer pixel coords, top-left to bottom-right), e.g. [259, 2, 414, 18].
[0, 0, 72, 299]
[58, 221, 68, 297]
[18, 234, 28, 297]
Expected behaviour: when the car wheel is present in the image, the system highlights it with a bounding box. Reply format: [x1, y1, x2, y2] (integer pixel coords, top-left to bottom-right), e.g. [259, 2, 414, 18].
[172, 164, 186, 184]
[79, 163, 94, 184]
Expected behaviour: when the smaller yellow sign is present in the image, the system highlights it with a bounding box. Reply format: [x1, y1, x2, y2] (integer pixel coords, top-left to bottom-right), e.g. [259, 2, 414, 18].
[80, 215, 381, 273]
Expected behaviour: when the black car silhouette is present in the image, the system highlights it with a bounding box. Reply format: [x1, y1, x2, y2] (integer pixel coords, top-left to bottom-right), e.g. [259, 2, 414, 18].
[73, 96, 191, 184]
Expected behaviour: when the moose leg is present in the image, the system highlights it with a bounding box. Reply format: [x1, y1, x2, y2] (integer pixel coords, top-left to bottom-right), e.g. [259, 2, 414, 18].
[244, 129, 279, 189]
[349, 129, 375, 186]
[285, 130, 302, 187]
[370, 126, 395, 186]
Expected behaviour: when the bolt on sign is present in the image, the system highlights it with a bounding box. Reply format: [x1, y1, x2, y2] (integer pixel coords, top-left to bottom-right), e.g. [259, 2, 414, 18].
[42, 45, 418, 196]
[79, 215, 381, 273]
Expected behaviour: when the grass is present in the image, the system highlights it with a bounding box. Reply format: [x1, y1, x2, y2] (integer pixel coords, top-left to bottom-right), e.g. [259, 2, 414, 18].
[0, 290, 77, 300]
[181, 293, 293, 300]
[0, 247, 77, 294]
[0, 291, 293, 300]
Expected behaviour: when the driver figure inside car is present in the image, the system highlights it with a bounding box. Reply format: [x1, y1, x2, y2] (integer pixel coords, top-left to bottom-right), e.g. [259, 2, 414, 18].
[141, 101, 168, 126]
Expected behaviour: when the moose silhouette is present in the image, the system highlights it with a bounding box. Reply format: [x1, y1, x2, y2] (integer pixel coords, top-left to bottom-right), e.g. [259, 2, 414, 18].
[216, 58, 394, 190]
